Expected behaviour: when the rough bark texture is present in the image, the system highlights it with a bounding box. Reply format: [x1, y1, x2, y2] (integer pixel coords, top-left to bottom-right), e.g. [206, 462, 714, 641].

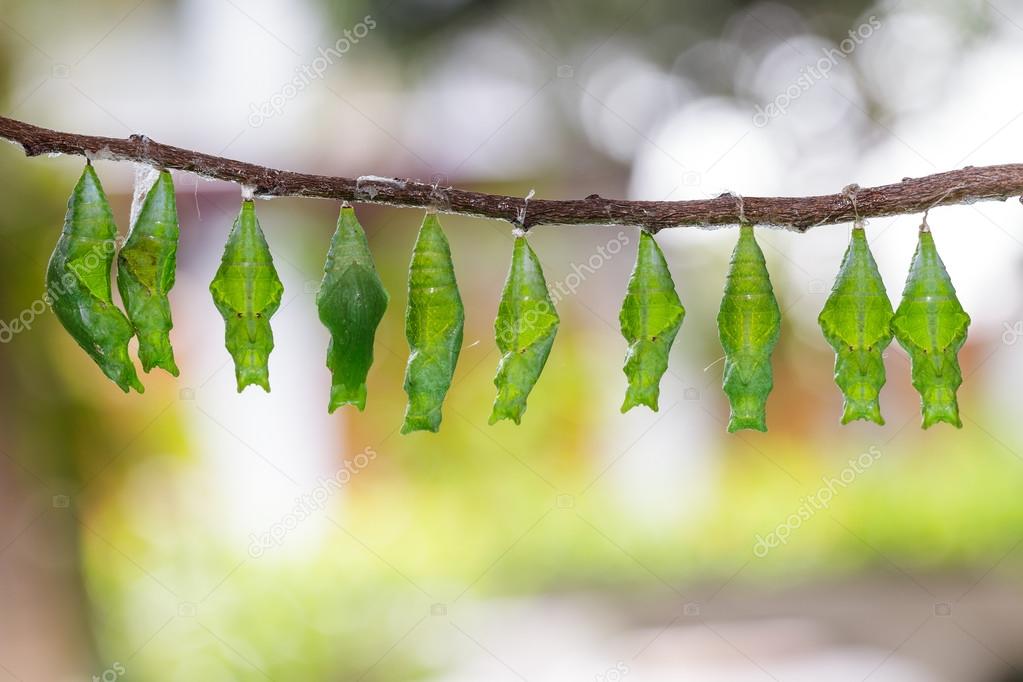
[3, 115, 1023, 231]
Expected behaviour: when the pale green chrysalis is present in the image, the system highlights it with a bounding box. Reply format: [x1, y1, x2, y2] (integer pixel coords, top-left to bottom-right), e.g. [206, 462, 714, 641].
[316, 206, 388, 413]
[891, 226, 970, 428]
[817, 225, 894, 425]
[117, 170, 180, 376]
[716, 224, 781, 432]
[209, 200, 284, 392]
[489, 235, 559, 425]
[46, 163, 144, 393]
[619, 230, 685, 412]
[402, 213, 464, 433]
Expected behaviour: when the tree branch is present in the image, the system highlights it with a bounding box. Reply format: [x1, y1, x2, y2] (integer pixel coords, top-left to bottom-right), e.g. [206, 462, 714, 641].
[2, 115, 1022, 231]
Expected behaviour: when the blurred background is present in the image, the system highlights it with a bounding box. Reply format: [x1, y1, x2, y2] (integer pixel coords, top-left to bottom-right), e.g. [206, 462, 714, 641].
[2, 0, 1023, 679]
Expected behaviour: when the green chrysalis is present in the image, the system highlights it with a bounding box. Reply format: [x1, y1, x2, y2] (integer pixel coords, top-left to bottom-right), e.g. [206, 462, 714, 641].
[489, 235, 559, 425]
[46, 163, 143, 393]
[402, 213, 464, 433]
[716, 224, 781, 432]
[817, 225, 894, 425]
[891, 227, 970, 428]
[619, 230, 685, 412]
[209, 200, 284, 392]
[116, 170, 180, 376]
[316, 206, 388, 413]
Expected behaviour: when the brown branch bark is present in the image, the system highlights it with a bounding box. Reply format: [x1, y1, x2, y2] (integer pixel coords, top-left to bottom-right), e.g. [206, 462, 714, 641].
[2, 115, 1022, 231]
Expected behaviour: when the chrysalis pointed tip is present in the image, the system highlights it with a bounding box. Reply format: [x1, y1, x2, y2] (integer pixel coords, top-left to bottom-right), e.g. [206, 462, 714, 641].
[620, 392, 659, 413]
[236, 375, 271, 393]
[621, 402, 659, 414]
[74, 162, 106, 199]
[487, 408, 522, 426]
[123, 375, 145, 394]
[840, 402, 885, 426]
[921, 408, 962, 429]
[727, 415, 767, 433]
[328, 385, 367, 413]
[148, 359, 181, 378]
[400, 417, 441, 435]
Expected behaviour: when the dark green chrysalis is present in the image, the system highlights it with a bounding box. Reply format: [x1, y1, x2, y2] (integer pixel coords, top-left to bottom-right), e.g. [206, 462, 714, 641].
[402, 214, 464, 433]
[817, 226, 894, 425]
[116, 170, 180, 376]
[619, 230, 685, 412]
[316, 206, 388, 413]
[209, 200, 284, 392]
[891, 228, 970, 428]
[46, 163, 143, 393]
[716, 224, 781, 432]
[490, 235, 559, 425]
